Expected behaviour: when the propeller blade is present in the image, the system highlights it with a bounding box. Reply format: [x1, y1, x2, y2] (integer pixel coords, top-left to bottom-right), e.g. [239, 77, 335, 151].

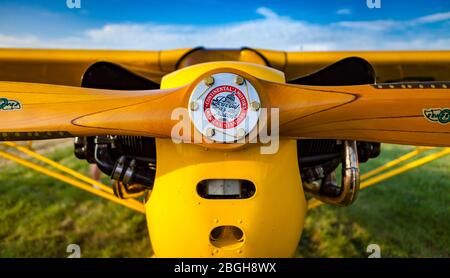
[263, 80, 450, 147]
[0, 81, 187, 141]
[1, 67, 449, 147]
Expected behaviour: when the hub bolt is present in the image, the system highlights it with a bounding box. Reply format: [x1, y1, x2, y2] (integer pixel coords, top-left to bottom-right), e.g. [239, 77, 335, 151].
[235, 75, 245, 85]
[204, 76, 215, 87]
[205, 128, 215, 137]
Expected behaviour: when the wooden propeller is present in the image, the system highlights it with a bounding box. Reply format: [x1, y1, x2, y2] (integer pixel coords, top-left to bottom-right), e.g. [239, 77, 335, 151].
[0, 73, 449, 147]
[0, 81, 188, 141]
[262, 80, 450, 147]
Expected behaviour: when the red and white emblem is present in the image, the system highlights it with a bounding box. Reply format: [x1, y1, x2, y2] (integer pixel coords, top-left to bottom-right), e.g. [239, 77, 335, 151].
[203, 85, 248, 129]
[189, 72, 261, 143]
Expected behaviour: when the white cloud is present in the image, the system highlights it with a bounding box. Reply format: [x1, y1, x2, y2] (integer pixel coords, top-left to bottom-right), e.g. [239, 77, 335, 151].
[256, 7, 280, 19]
[0, 34, 41, 47]
[335, 20, 398, 31]
[411, 11, 450, 24]
[0, 7, 448, 51]
[336, 8, 351, 15]
[337, 11, 450, 31]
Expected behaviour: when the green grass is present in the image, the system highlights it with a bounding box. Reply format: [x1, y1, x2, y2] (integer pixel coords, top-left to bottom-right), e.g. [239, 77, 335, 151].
[0, 143, 448, 257]
[0, 146, 150, 257]
[298, 144, 450, 258]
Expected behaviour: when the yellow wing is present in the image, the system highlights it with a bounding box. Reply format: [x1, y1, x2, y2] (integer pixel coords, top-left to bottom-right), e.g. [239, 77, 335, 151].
[1, 48, 449, 84]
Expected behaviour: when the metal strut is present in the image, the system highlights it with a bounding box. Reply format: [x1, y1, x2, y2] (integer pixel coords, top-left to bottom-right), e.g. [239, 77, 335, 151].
[308, 147, 450, 209]
[0, 142, 145, 213]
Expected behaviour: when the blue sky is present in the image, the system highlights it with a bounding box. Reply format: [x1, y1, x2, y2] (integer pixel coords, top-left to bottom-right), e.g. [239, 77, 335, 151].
[0, 0, 449, 50]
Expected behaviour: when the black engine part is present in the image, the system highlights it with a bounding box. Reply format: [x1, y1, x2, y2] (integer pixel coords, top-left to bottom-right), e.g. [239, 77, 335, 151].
[82, 61, 160, 90]
[297, 140, 380, 183]
[293, 57, 380, 186]
[75, 135, 156, 188]
[288, 56, 376, 86]
[74, 62, 159, 190]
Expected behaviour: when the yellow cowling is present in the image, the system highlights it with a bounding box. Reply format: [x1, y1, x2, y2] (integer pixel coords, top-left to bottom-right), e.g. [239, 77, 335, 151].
[145, 62, 307, 257]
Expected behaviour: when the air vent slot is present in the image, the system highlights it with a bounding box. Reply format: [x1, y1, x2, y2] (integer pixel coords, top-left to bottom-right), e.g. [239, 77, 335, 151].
[210, 226, 245, 249]
[197, 179, 255, 199]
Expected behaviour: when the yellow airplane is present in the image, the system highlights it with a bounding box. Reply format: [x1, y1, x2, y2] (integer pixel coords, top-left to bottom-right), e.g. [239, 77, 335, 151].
[0, 47, 449, 257]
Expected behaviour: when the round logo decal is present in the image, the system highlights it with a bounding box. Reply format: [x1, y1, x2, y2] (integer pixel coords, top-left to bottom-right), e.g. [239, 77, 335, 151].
[188, 72, 261, 143]
[203, 85, 248, 129]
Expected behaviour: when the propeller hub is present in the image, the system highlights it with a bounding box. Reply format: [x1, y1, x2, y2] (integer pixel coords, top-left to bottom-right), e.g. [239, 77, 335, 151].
[189, 72, 261, 143]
